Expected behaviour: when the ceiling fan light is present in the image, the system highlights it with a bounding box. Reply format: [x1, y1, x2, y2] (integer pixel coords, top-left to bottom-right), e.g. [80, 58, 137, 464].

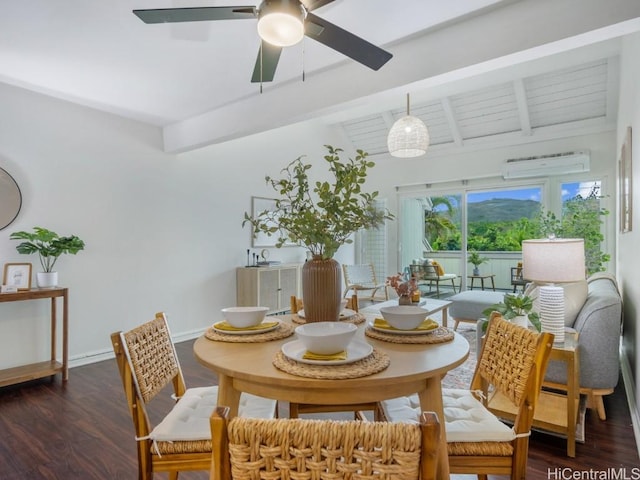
[257, 1, 306, 47]
[387, 115, 430, 158]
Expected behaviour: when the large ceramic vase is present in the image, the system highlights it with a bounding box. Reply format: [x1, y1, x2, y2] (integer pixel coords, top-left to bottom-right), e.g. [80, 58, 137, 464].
[301, 255, 342, 322]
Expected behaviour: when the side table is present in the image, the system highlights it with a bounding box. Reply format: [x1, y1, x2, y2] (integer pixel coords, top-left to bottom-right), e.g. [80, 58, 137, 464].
[487, 331, 579, 457]
[467, 274, 496, 291]
[0, 287, 69, 386]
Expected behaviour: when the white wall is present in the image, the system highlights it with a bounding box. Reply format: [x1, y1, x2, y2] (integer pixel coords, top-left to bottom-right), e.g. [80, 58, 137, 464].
[0, 82, 347, 368]
[616, 30, 640, 436]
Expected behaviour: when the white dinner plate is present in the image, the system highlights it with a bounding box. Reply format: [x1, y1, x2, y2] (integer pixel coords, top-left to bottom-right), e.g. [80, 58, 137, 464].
[368, 319, 439, 336]
[281, 339, 373, 365]
[212, 319, 280, 336]
[297, 308, 356, 320]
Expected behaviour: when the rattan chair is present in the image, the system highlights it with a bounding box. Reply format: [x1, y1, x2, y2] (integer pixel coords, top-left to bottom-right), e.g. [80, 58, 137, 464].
[378, 313, 554, 480]
[111, 312, 277, 480]
[342, 264, 389, 301]
[210, 406, 441, 480]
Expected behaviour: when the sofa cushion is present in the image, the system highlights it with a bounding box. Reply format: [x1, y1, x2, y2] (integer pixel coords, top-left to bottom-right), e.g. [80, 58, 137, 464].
[524, 280, 588, 326]
[544, 274, 622, 389]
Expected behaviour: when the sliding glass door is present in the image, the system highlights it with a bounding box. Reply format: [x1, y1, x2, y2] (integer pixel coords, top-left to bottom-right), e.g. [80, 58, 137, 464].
[399, 185, 543, 293]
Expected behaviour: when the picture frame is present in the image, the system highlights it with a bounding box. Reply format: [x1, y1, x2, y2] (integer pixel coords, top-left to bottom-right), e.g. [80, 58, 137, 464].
[620, 126, 633, 233]
[250, 196, 297, 248]
[3, 262, 32, 290]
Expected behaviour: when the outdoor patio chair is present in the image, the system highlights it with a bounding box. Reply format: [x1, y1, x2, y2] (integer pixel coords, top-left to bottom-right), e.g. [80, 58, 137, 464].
[210, 406, 441, 480]
[377, 313, 554, 480]
[409, 262, 459, 298]
[342, 263, 389, 301]
[111, 312, 277, 480]
[511, 262, 528, 292]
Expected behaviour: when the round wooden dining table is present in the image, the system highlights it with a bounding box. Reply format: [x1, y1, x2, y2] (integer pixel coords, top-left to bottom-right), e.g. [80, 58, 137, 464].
[193, 313, 469, 479]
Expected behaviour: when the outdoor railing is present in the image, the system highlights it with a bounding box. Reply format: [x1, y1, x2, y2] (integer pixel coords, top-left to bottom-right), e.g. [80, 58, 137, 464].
[413, 251, 524, 292]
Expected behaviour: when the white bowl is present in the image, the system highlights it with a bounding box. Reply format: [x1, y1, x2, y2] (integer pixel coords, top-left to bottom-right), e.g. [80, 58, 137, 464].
[221, 306, 269, 328]
[295, 322, 357, 355]
[379, 305, 427, 330]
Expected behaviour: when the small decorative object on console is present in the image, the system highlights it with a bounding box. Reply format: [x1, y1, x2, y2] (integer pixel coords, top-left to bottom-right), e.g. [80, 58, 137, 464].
[386, 272, 419, 305]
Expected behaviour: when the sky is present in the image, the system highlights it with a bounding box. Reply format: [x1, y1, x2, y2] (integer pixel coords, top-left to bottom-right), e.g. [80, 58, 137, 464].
[467, 181, 601, 204]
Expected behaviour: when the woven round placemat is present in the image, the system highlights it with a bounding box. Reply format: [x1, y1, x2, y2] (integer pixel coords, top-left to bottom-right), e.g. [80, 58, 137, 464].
[292, 312, 366, 325]
[272, 349, 389, 379]
[365, 326, 454, 344]
[204, 322, 295, 343]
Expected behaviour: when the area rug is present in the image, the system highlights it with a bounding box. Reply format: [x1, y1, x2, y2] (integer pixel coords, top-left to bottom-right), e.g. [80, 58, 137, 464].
[441, 325, 477, 390]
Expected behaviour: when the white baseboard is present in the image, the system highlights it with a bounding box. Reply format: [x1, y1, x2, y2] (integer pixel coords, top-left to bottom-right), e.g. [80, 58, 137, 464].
[68, 327, 207, 369]
[620, 351, 640, 458]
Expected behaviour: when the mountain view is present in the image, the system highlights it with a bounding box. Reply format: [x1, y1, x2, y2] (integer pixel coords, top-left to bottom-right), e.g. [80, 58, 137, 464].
[468, 198, 541, 222]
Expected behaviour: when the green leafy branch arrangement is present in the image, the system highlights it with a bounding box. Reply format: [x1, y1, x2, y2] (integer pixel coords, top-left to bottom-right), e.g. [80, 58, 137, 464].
[243, 145, 394, 260]
[482, 293, 541, 332]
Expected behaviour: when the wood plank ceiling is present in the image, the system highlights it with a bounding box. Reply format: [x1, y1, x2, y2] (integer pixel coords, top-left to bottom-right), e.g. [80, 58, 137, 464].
[336, 58, 617, 156]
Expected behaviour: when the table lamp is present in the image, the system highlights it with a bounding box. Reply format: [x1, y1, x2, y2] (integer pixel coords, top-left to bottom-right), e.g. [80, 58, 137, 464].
[522, 238, 586, 343]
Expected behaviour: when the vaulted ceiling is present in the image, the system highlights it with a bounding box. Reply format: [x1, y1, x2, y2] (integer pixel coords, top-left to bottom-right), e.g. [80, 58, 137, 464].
[1, 1, 639, 153]
[336, 57, 619, 157]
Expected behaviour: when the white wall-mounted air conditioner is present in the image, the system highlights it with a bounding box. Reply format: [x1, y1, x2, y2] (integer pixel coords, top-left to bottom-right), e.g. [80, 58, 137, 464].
[502, 151, 590, 179]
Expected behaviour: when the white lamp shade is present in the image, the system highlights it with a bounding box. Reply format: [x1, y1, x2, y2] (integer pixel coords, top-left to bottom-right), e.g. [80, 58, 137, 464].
[522, 238, 586, 283]
[387, 115, 429, 158]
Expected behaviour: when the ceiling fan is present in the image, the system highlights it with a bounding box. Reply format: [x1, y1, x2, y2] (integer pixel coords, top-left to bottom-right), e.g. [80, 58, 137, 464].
[133, 0, 393, 83]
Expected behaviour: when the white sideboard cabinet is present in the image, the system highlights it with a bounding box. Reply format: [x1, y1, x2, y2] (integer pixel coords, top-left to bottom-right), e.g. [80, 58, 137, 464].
[236, 264, 301, 314]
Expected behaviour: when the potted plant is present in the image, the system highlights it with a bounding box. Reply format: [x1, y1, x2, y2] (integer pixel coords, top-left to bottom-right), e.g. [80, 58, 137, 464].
[482, 293, 541, 332]
[468, 250, 488, 276]
[10, 227, 85, 288]
[243, 145, 393, 322]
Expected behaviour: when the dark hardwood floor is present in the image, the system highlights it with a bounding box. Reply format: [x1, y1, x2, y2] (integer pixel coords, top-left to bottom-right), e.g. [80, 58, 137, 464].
[0, 338, 638, 479]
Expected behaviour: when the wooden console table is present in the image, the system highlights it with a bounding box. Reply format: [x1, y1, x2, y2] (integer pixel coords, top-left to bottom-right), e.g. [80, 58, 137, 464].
[0, 288, 68, 387]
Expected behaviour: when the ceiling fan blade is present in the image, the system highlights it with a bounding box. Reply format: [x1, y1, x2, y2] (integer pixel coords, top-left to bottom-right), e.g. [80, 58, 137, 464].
[304, 12, 392, 71]
[133, 6, 256, 24]
[251, 41, 283, 83]
[300, 0, 336, 12]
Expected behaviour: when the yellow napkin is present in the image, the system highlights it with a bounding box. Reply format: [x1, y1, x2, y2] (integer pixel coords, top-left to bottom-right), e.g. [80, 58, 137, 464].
[373, 318, 439, 331]
[215, 320, 279, 331]
[302, 350, 348, 361]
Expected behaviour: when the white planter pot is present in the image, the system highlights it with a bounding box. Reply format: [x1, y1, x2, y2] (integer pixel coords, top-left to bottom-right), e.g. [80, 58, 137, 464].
[512, 315, 528, 328]
[37, 271, 58, 289]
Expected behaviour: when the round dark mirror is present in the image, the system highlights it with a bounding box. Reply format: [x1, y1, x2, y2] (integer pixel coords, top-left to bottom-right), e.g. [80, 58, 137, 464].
[0, 167, 22, 230]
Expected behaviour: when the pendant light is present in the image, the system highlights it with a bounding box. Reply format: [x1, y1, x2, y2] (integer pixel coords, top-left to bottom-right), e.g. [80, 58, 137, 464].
[387, 93, 429, 158]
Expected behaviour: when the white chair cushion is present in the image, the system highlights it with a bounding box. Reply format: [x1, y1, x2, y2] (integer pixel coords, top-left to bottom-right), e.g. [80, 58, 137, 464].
[380, 389, 515, 443]
[150, 386, 277, 442]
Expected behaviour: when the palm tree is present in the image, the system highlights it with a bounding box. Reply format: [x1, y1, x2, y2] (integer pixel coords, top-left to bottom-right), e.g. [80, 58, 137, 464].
[424, 196, 457, 249]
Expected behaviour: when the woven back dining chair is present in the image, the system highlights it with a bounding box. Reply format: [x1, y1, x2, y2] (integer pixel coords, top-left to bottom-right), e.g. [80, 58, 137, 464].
[210, 406, 441, 480]
[111, 312, 277, 480]
[378, 313, 554, 480]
